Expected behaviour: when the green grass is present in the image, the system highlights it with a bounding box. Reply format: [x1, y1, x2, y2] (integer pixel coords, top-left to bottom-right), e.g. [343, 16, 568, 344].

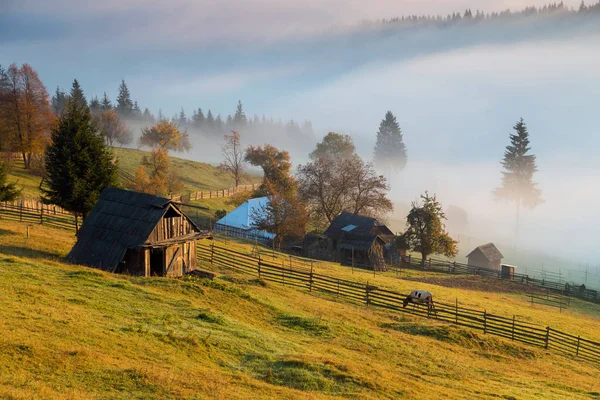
[5, 148, 262, 199]
[1, 221, 600, 399]
[113, 147, 261, 193]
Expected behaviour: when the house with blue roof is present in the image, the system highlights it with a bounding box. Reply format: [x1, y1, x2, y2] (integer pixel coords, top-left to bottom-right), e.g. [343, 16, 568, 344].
[214, 197, 275, 244]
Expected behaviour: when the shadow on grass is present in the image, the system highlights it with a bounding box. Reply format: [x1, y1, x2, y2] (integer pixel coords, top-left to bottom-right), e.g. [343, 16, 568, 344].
[0, 228, 16, 237]
[0, 245, 62, 260]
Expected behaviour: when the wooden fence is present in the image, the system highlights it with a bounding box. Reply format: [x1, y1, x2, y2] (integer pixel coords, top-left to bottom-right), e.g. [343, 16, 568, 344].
[197, 242, 600, 366]
[0, 201, 77, 230]
[401, 255, 600, 304]
[169, 184, 258, 203]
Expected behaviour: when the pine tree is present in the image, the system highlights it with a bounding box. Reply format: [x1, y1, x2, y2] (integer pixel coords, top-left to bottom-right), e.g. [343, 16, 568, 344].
[177, 107, 187, 128]
[51, 87, 68, 115]
[116, 79, 133, 118]
[132, 101, 142, 118]
[215, 114, 224, 133]
[42, 80, 119, 222]
[494, 118, 543, 237]
[70, 79, 87, 109]
[89, 96, 101, 114]
[194, 108, 205, 129]
[373, 111, 408, 175]
[142, 108, 155, 124]
[233, 100, 247, 129]
[206, 110, 215, 130]
[100, 92, 112, 112]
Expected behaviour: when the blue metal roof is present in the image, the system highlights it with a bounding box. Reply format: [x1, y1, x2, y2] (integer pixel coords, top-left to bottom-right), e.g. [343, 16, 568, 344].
[216, 197, 275, 240]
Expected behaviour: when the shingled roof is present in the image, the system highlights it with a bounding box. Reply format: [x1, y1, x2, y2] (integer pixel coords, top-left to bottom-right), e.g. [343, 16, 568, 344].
[67, 187, 199, 272]
[466, 243, 504, 262]
[338, 233, 386, 252]
[324, 212, 393, 241]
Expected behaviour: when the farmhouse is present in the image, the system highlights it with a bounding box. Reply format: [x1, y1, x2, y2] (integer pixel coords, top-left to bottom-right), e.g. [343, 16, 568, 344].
[67, 187, 210, 276]
[214, 196, 275, 244]
[466, 243, 504, 271]
[324, 212, 395, 269]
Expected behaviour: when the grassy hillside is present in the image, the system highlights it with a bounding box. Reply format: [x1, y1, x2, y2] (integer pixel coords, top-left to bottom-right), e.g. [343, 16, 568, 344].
[1, 221, 599, 399]
[113, 148, 260, 193]
[4, 148, 261, 199]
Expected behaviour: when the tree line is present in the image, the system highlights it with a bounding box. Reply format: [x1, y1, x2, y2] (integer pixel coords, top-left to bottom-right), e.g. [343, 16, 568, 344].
[361, 1, 600, 28]
[51, 80, 315, 145]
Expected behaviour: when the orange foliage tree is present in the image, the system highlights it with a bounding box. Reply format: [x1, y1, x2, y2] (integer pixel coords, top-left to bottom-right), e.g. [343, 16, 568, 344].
[0, 64, 54, 169]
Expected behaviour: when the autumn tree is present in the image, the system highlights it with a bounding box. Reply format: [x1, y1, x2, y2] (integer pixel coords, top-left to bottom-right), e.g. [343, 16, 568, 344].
[494, 118, 543, 237]
[298, 133, 392, 230]
[96, 109, 132, 147]
[0, 163, 21, 202]
[245, 144, 294, 195]
[373, 111, 407, 176]
[133, 146, 183, 196]
[251, 180, 308, 249]
[42, 80, 119, 222]
[139, 120, 191, 152]
[309, 132, 356, 161]
[0, 63, 54, 169]
[219, 130, 245, 186]
[401, 192, 458, 266]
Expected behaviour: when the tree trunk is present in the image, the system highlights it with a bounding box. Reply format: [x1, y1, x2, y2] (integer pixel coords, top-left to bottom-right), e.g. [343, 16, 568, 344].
[421, 253, 427, 268]
[21, 152, 27, 169]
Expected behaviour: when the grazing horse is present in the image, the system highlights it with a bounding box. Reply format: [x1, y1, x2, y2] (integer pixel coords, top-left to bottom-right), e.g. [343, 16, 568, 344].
[403, 290, 435, 314]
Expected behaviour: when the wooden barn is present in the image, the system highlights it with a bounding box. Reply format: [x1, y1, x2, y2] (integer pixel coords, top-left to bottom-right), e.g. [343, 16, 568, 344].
[67, 187, 210, 277]
[324, 212, 395, 270]
[466, 243, 504, 271]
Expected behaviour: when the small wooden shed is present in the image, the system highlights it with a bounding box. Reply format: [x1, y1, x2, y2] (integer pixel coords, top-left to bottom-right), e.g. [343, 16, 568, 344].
[466, 243, 504, 271]
[67, 187, 210, 277]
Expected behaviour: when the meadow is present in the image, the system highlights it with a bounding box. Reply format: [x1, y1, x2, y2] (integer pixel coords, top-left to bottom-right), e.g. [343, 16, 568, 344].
[0, 220, 599, 399]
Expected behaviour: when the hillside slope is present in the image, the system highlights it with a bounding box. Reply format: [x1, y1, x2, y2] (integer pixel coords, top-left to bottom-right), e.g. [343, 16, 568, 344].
[0, 221, 599, 399]
[4, 148, 261, 198]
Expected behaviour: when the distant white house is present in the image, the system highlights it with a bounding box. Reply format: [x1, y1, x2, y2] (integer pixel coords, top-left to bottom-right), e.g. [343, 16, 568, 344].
[214, 197, 275, 243]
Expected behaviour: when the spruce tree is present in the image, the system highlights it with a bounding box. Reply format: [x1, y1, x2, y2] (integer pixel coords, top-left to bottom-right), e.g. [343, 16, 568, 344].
[177, 107, 187, 128]
[206, 110, 215, 130]
[215, 114, 224, 133]
[373, 111, 408, 175]
[42, 80, 119, 222]
[51, 87, 68, 115]
[100, 92, 112, 112]
[233, 100, 247, 129]
[116, 79, 134, 118]
[494, 118, 543, 237]
[89, 96, 101, 114]
[194, 108, 205, 129]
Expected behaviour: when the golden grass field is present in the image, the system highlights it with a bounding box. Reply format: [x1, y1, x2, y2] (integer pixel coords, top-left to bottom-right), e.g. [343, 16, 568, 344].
[0, 220, 599, 399]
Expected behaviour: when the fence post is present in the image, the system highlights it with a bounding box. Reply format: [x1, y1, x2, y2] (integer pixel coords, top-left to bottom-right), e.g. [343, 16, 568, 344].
[544, 327, 550, 349]
[40, 207, 43, 225]
[309, 265, 313, 292]
[210, 242, 215, 267]
[512, 315, 515, 340]
[258, 255, 261, 279]
[366, 281, 370, 306]
[483, 310, 487, 334]
[428, 258, 432, 270]
[576, 336, 580, 357]
[337, 279, 340, 296]
[282, 260, 285, 286]
[19, 199, 23, 222]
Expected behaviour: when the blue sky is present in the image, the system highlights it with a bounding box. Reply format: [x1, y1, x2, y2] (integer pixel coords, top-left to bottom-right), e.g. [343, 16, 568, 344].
[3, 0, 600, 263]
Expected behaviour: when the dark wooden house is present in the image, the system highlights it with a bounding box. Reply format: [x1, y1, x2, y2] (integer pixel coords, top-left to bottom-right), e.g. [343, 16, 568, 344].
[466, 243, 504, 271]
[324, 212, 394, 269]
[67, 187, 210, 277]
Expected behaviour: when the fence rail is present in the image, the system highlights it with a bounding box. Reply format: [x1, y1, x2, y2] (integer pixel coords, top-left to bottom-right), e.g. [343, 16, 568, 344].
[197, 242, 600, 366]
[0, 202, 77, 230]
[169, 184, 258, 203]
[400, 254, 600, 304]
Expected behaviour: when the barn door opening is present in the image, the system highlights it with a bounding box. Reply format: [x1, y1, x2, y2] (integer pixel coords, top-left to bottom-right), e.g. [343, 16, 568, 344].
[150, 248, 164, 276]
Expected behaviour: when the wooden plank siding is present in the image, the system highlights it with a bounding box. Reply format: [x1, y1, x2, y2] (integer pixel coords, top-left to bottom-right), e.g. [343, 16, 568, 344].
[147, 206, 195, 244]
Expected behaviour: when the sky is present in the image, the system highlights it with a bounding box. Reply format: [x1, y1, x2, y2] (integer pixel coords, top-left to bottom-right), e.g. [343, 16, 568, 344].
[2, 0, 600, 275]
